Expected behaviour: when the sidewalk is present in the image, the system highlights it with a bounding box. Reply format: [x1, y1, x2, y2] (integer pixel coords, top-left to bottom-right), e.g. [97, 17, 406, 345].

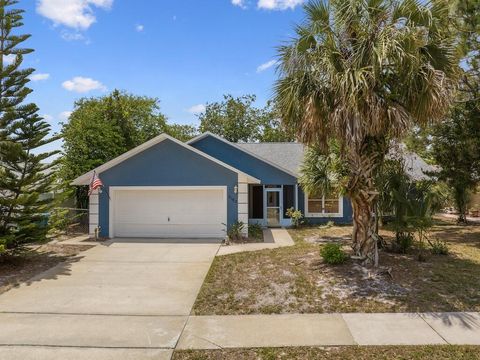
[176, 312, 480, 349]
[217, 228, 294, 256]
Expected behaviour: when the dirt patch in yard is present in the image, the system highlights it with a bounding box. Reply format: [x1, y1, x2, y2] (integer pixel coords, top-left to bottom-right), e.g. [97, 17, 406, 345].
[0, 243, 94, 294]
[173, 346, 480, 360]
[192, 223, 480, 315]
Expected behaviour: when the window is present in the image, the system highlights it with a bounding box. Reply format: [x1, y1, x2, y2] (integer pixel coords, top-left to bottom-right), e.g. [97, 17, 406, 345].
[305, 191, 342, 217]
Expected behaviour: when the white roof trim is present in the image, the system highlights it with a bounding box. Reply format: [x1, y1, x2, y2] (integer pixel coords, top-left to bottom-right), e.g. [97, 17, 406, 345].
[187, 131, 299, 178]
[71, 133, 260, 185]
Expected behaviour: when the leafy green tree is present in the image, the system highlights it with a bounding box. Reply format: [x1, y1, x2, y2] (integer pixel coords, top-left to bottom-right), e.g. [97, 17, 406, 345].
[411, 0, 480, 223]
[198, 95, 293, 142]
[165, 123, 198, 142]
[275, 0, 457, 263]
[256, 101, 295, 142]
[60, 90, 169, 207]
[198, 94, 259, 142]
[0, 0, 58, 252]
[431, 105, 480, 223]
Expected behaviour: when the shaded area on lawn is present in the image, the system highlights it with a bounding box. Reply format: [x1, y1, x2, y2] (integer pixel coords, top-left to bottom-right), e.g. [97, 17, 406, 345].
[0, 243, 93, 294]
[192, 222, 480, 315]
[173, 346, 480, 360]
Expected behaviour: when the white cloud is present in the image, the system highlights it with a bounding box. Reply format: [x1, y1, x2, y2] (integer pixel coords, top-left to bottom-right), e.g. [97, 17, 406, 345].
[30, 73, 50, 81]
[3, 54, 16, 65]
[257, 0, 303, 10]
[36, 0, 113, 30]
[187, 104, 206, 114]
[135, 24, 144, 32]
[62, 76, 106, 93]
[232, 0, 247, 8]
[61, 30, 86, 41]
[42, 114, 54, 122]
[59, 111, 73, 121]
[256, 59, 278, 73]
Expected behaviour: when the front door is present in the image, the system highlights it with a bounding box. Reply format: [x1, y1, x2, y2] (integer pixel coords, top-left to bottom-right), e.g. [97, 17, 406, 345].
[266, 189, 281, 227]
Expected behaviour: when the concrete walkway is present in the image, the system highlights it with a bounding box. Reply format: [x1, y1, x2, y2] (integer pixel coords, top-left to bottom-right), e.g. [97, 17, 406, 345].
[177, 312, 480, 349]
[217, 228, 294, 256]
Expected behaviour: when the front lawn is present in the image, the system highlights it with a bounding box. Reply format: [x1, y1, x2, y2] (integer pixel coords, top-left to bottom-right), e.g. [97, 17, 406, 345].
[173, 346, 480, 360]
[192, 221, 480, 315]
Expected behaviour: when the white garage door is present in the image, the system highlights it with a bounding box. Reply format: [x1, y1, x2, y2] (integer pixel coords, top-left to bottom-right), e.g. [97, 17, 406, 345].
[111, 187, 227, 238]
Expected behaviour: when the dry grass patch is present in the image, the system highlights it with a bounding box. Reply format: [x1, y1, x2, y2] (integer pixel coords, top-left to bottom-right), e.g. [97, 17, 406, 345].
[192, 222, 480, 315]
[0, 242, 93, 294]
[173, 346, 480, 360]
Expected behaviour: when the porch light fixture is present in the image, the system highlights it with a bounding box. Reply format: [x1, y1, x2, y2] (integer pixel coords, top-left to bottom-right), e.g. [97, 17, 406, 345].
[234, 185, 238, 194]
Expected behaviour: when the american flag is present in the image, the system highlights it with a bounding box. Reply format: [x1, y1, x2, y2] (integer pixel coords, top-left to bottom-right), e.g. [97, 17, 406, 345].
[88, 171, 103, 195]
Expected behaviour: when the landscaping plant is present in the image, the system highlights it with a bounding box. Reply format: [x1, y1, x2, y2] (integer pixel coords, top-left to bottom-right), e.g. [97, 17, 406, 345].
[429, 238, 449, 255]
[320, 243, 348, 265]
[0, 0, 59, 254]
[286, 207, 304, 228]
[248, 223, 263, 240]
[227, 221, 245, 241]
[276, 0, 457, 264]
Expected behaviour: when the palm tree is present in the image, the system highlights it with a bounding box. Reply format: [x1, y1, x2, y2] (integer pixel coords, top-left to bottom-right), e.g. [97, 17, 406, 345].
[275, 0, 457, 263]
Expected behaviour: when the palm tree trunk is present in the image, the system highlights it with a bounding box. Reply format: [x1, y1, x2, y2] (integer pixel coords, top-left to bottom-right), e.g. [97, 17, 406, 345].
[351, 195, 376, 263]
[347, 143, 382, 264]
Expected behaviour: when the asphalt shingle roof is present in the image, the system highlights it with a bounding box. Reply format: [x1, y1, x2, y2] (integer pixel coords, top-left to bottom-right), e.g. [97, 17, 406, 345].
[236, 142, 436, 181]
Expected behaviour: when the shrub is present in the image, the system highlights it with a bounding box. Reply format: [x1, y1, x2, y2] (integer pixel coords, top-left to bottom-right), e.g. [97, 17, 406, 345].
[320, 243, 348, 265]
[227, 221, 245, 241]
[416, 240, 428, 262]
[429, 238, 449, 255]
[390, 232, 414, 254]
[286, 207, 304, 228]
[248, 223, 263, 239]
[47, 208, 71, 236]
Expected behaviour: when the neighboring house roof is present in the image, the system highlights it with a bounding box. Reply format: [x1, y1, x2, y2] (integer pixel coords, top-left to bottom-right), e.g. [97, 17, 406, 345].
[71, 133, 260, 186]
[388, 143, 438, 181]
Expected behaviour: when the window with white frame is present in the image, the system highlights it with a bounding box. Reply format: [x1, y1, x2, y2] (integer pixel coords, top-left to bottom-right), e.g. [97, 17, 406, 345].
[305, 191, 342, 217]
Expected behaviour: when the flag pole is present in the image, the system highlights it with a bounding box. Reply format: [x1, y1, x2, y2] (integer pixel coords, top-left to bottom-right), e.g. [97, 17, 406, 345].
[102, 185, 111, 200]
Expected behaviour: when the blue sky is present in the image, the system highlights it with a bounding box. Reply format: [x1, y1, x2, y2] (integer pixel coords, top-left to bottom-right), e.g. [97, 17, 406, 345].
[20, 0, 306, 153]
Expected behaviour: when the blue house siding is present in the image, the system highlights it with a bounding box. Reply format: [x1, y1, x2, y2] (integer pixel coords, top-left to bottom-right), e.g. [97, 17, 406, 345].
[191, 136, 297, 185]
[191, 135, 353, 225]
[97, 138, 238, 237]
[297, 187, 353, 224]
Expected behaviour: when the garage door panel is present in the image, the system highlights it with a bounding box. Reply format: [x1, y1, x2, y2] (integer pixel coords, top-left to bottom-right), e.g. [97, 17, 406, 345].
[113, 224, 225, 238]
[112, 188, 226, 238]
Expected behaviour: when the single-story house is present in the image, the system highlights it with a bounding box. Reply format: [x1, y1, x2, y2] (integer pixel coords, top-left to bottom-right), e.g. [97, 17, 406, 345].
[72, 132, 354, 239]
[72, 132, 435, 239]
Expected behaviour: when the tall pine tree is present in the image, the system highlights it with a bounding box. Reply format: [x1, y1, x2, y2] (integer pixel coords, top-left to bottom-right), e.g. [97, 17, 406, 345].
[0, 0, 58, 252]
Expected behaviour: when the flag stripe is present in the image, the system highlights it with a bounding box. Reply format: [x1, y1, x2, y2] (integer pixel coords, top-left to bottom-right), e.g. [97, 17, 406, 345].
[89, 172, 104, 195]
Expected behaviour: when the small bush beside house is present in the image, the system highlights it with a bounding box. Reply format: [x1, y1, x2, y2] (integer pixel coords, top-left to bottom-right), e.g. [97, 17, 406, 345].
[320, 243, 348, 265]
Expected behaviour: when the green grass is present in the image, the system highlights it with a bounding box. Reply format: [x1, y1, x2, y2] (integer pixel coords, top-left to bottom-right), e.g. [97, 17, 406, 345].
[173, 346, 480, 360]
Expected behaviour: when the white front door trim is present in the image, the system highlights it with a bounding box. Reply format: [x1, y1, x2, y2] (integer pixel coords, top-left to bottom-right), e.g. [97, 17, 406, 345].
[108, 186, 228, 238]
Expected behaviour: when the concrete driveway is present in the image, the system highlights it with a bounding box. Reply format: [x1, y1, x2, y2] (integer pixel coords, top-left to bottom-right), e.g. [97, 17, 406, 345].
[0, 239, 220, 360]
